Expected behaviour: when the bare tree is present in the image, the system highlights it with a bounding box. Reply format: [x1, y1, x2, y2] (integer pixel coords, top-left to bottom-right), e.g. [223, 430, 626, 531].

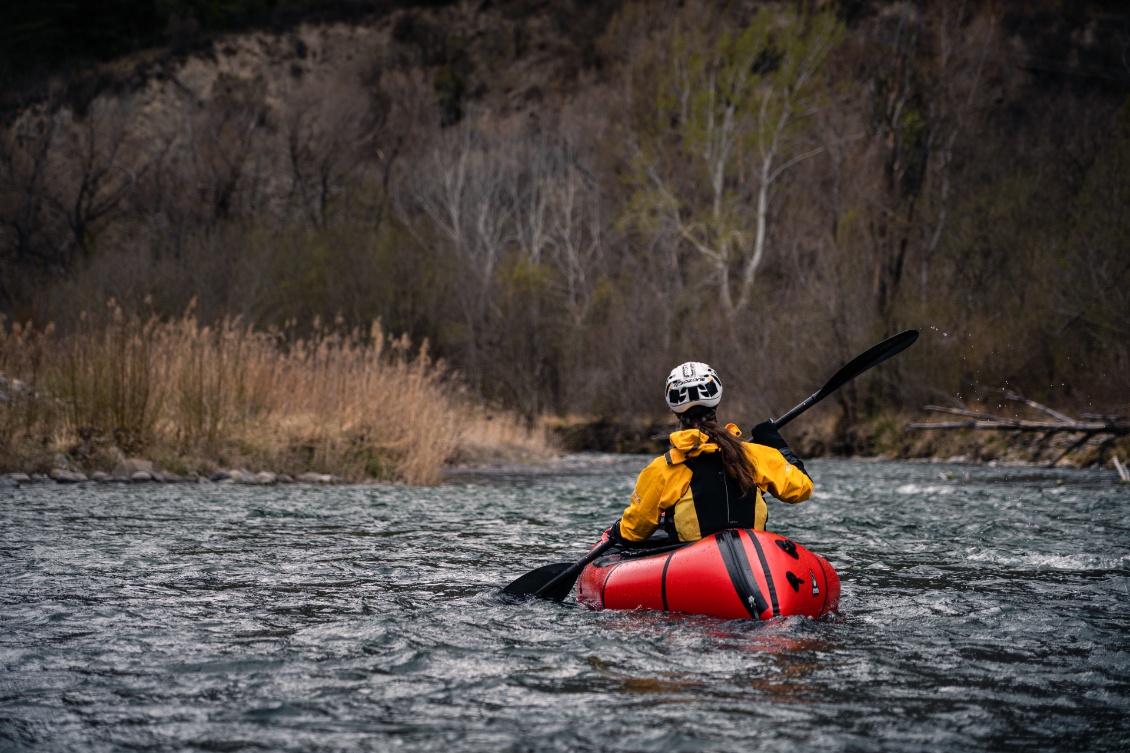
[282, 79, 384, 228]
[547, 143, 604, 332]
[0, 105, 70, 311]
[0, 113, 56, 261]
[46, 97, 140, 268]
[862, 2, 996, 318]
[405, 121, 517, 384]
[916, 2, 996, 302]
[627, 6, 843, 321]
[189, 74, 267, 225]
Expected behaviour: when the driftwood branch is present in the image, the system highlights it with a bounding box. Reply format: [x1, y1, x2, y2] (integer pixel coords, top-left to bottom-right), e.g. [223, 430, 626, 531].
[1114, 456, 1130, 483]
[909, 389, 1127, 435]
[908, 408, 1115, 433]
[907, 390, 1128, 466]
[999, 389, 1076, 424]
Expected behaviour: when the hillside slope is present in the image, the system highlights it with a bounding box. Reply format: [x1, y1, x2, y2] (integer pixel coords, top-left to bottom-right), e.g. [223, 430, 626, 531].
[2, 0, 1128, 466]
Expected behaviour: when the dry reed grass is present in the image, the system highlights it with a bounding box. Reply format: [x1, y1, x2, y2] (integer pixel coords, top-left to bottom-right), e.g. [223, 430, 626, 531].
[0, 301, 557, 485]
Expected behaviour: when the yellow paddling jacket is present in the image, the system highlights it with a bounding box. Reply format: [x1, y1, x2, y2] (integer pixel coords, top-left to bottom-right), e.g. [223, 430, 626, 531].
[619, 424, 812, 543]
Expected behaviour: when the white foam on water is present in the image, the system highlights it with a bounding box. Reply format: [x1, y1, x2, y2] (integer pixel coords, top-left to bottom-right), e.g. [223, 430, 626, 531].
[963, 548, 1129, 571]
[895, 484, 956, 496]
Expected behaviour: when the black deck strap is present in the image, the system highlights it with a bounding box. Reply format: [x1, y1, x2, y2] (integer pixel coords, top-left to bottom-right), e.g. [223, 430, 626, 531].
[716, 530, 769, 618]
[742, 529, 780, 617]
[813, 557, 831, 615]
[660, 552, 675, 611]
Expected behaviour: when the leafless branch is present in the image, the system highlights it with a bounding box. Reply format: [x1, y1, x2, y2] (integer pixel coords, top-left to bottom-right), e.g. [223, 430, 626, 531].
[908, 393, 1129, 466]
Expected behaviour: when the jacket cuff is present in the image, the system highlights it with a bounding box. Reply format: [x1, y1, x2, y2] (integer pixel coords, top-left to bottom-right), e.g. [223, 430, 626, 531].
[779, 446, 810, 479]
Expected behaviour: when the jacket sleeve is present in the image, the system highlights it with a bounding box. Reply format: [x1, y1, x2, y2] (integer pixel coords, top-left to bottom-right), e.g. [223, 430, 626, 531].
[619, 457, 673, 542]
[745, 442, 812, 504]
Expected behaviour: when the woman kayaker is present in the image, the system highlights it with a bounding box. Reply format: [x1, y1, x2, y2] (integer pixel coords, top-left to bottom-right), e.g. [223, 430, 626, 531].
[607, 361, 812, 545]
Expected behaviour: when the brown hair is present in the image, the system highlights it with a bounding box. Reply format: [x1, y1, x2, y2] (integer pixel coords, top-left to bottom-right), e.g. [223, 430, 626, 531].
[678, 407, 758, 496]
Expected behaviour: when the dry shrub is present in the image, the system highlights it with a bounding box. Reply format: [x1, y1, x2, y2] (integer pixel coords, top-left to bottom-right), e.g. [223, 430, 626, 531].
[0, 303, 555, 484]
[0, 321, 63, 472]
[451, 410, 559, 466]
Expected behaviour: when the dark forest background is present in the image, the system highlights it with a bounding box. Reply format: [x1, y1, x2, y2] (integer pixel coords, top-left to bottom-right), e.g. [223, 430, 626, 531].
[2, 0, 1128, 452]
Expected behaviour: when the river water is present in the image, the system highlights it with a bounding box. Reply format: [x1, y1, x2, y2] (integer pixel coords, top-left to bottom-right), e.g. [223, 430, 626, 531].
[0, 457, 1127, 752]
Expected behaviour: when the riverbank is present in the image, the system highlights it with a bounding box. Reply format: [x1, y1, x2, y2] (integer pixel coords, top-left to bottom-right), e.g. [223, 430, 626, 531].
[0, 306, 556, 486]
[3, 307, 1123, 485]
[550, 413, 1130, 472]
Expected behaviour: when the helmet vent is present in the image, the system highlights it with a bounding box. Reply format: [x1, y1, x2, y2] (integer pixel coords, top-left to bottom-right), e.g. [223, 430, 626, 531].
[664, 361, 723, 413]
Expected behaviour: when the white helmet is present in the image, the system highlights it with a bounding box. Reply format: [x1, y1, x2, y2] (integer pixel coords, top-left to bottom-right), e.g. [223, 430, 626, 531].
[664, 362, 723, 414]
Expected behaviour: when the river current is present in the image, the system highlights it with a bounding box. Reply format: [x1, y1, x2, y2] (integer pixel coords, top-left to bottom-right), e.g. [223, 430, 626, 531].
[1, 457, 1127, 752]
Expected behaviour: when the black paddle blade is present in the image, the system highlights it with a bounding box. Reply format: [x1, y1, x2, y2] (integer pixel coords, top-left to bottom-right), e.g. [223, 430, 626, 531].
[502, 539, 618, 604]
[535, 568, 584, 602]
[501, 562, 572, 599]
[774, 329, 919, 429]
[818, 329, 919, 399]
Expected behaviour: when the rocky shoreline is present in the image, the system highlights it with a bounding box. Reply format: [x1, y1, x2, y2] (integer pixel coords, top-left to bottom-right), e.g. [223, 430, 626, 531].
[4, 415, 1128, 490]
[0, 458, 342, 489]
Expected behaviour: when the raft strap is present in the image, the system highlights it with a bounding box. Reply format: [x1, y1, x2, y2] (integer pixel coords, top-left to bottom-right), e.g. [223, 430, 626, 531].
[660, 552, 675, 611]
[742, 530, 780, 618]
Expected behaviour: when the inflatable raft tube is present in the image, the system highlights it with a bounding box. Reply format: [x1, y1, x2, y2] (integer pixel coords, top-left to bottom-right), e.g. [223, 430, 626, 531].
[576, 529, 840, 620]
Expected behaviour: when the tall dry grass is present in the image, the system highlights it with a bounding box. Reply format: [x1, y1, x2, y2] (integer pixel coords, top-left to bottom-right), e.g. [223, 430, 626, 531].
[0, 302, 556, 484]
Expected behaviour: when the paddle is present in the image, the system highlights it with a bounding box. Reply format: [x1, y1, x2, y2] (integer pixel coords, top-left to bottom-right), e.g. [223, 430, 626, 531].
[772, 329, 919, 429]
[501, 538, 620, 601]
[501, 329, 919, 602]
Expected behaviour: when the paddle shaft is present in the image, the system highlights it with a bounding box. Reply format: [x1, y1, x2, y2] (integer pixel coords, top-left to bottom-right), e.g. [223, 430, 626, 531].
[772, 330, 918, 429]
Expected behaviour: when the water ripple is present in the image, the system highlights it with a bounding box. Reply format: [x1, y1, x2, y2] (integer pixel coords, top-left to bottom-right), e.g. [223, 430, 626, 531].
[1, 459, 1127, 752]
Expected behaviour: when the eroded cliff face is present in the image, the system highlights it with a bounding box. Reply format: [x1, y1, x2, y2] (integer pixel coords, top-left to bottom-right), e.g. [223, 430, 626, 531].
[1, 0, 615, 267]
[121, 22, 393, 222]
[9, 1, 1127, 149]
[153, 23, 388, 118]
[12, 0, 613, 129]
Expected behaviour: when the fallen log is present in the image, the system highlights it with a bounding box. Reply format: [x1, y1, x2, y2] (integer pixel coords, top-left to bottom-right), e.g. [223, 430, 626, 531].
[907, 390, 1128, 466]
[909, 413, 1113, 433]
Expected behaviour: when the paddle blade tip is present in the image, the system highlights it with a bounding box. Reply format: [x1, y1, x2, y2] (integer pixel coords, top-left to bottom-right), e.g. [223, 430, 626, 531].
[501, 562, 572, 599]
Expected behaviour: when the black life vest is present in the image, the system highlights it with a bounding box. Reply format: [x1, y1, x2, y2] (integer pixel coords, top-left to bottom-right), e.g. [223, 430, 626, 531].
[683, 451, 758, 536]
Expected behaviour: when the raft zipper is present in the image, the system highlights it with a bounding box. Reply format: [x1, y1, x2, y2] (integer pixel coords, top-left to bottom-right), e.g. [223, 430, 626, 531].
[716, 530, 769, 618]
